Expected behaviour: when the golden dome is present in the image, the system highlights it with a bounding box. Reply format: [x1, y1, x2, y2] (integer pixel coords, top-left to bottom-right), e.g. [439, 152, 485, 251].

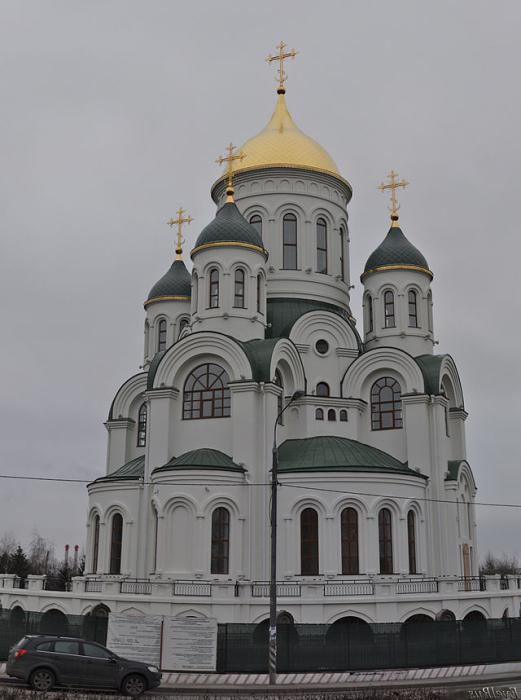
[233, 93, 341, 179]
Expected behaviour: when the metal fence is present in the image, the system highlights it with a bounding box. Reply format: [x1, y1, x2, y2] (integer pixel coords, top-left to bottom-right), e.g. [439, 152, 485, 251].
[2, 608, 521, 673]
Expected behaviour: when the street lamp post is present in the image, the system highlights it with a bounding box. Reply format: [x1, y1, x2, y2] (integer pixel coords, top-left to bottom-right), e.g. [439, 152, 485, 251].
[268, 389, 305, 685]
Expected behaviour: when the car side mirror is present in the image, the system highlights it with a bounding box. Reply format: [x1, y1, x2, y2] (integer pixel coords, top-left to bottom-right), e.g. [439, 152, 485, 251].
[109, 657, 118, 663]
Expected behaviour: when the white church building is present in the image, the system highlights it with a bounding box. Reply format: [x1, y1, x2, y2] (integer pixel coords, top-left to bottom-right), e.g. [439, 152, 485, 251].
[2, 51, 520, 626]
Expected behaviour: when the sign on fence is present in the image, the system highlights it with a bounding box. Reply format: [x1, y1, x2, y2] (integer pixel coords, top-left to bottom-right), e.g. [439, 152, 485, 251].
[106, 613, 218, 671]
[106, 614, 162, 666]
[161, 617, 218, 671]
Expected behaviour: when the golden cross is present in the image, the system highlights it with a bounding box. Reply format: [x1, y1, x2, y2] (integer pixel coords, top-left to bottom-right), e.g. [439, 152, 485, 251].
[378, 170, 409, 226]
[266, 41, 298, 91]
[215, 143, 246, 202]
[167, 207, 193, 260]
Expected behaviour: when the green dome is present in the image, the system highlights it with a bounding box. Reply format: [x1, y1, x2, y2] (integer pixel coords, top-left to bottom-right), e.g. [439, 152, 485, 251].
[145, 259, 191, 306]
[153, 448, 245, 474]
[192, 202, 264, 254]
[362, 226, 431, 279]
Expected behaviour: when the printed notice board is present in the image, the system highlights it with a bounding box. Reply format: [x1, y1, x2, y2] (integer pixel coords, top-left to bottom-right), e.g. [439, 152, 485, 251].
[160, 617, 218, 671]
[106, 613, 162, 666]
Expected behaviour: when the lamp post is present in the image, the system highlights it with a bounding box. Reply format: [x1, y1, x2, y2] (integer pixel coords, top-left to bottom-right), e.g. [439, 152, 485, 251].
[269, 389, 305, 685]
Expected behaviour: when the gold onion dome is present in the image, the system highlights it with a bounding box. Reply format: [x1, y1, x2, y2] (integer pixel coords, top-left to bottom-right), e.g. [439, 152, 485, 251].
[232, 92, 341, 179]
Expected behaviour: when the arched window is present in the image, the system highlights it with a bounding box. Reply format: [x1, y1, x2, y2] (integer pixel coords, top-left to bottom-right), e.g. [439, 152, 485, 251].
[109, 513, 123, 575]
[316, 382, 330, 397]
[371, 377, 403, 430]
[211, 507, 230, 575]
[137, 402, 147, 447]
[209, 268, 219, 308]
[378, 508, 393, 574]
[178, 318, 189, 338]
[91, 515, 100, 574]
[408, 290, 418, 327]
[183, 363, 231, 420]
[341, 508, 359, 575]
[234, 269, 245, 308]
[367, 295, 374, 333]
[339, 409, 348, 422]
[327, 409, 336, 421]
[249, 214, 262, 238]
[192, 272, 198, 312]
[427, 291, 433, 332]
[315, 408, 324, 420]
[316, 218, 327, 274]
[407, 510, 417, 574]
[282, 213, 297, 270]
[152, 507, 159, 573]
[384, 290, 395, 328]
[157, 319, 167, 352]
[300, 508, 319, 575]
[257, 274, 262, 314]
[275, 370, 284, 425]
[339, 226, 345, 281]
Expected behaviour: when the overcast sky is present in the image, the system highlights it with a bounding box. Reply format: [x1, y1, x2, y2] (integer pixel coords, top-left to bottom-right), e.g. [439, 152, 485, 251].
[1, 0, 520, 562]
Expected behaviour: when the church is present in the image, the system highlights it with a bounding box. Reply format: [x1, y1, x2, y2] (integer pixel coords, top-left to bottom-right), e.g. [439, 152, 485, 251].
[2, 44, 519, 625]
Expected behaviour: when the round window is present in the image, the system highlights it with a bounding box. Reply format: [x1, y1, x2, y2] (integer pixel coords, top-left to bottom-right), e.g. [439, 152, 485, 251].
[315, 339, 329, 355]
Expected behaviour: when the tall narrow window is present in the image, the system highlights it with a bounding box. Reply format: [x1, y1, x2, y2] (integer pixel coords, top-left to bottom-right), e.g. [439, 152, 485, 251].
[178, 318, 189, 338]
[341, 508, 359, 575]
[300, 508, 319, 575]
[234, 269, 245, 308]
[384, 290, 395, 328]
[339, 226, 345, 281]
[316, 218, 328, 273]
[257, 274, 262, 313]
[183, 363, 231, 420]
[157, 319, 167, 352]
[211, 507, 230, 574]
[327, 409, 336, 421]
[427, 291, 433, 332]
[275, 370, 284, 425]
[109, 513, 123, 575]
[249, 214, 262, 238]
[315, 408, 324, 420]
[316, 382, 330, 397]
[91, 515, 100, 574]
[407, 510, 417, 574]
[152, 508, 159, 573]
[137, 402, 147, 447]
[371, 377, 403, 430]
[408, 290, 418, 327]
[367, 295, 374, 333]
[378, 508, 393, 574]
[209, 269, 219, 308]
[283, 213, 297, 270]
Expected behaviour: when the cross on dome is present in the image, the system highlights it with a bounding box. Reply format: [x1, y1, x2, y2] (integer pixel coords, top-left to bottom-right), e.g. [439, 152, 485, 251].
[167, 207, 193, 260]
[266, 41, 298, 94]
[378, 170, 409, 227]
[215, 143, 246, 202]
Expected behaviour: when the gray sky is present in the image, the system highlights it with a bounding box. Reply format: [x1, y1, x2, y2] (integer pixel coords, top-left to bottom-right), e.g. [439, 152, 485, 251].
[1, 0, 520, 562]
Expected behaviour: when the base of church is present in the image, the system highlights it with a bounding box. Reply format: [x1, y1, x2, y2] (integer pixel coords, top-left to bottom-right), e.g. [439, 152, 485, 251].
[2, 574, 520, 623]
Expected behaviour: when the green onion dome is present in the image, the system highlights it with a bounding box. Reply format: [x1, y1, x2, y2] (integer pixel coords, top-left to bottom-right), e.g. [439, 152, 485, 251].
[362, 225, 432, 281]
[191, 202, 265, 256]
[145, 259, 191, 307]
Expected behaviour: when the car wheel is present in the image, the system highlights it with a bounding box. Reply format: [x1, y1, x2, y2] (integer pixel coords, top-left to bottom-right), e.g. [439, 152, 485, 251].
[121, 673, 147, 697]
[29, 668, 56, 692]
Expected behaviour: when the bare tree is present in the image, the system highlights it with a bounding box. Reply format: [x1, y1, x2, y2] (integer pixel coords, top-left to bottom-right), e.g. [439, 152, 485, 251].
[28, 531, 56, 575]
[480, 551, 520, 576]
[0, 532, 18, 573]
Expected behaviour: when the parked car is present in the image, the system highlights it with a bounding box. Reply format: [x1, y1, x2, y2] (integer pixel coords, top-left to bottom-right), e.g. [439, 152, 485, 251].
[6, 635, 162, 696]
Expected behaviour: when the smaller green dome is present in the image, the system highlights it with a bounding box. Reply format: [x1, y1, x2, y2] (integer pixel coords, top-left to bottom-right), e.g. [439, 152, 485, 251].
[145, 259, 191, 307]
[362, 226, 432, 280]
[153, 448, 245, 474]
[192, 202, 264, 255]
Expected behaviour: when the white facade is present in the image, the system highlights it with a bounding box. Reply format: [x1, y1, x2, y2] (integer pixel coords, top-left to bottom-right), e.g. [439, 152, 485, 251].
[3, 85, 519, 628]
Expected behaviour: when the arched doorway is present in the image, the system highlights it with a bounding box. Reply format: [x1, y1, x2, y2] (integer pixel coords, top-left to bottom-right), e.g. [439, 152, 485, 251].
[83, 604, 110, 645]
[40, 609, 69, 636]
[436, 609, 456, 622]
[461, 610, 488, 664]
[251, 612, 298, 673]
[326, 617, 374, 670]
[400, 614, 434, 666]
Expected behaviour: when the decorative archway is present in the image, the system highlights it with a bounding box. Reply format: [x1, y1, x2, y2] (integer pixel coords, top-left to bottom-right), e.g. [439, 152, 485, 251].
[40, 609, 69, 636]
[325, 617, 374, 669]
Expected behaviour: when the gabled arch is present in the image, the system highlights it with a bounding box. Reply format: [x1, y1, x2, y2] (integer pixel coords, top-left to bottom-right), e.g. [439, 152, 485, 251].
[108, 373, 147, 420]
[399, 607, 436, 622]
[270, 338, 306, 395]
[439, 356, 465, 408]
[290, 311, 359, 352]
[151, 332, 252, 389]
[342, 347, 425, 398]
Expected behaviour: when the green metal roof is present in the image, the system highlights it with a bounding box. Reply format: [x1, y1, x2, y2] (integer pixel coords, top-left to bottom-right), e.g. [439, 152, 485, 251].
[238, 338, 279, 382]
[92, 455, 145, 484]
[147, 259, 191, 302]
[363, 226, 431, 277]
[278, 436, 426, 477]
[266, 298, 362, 349]
[147, 350, 167, 390]
[193, 202, 264, 251]
[153, 448, 245, 474]
[415, 354, 445, 395]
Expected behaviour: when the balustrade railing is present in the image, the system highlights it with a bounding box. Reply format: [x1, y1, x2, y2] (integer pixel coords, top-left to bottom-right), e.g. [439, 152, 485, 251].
[324, 580, 375, 596]
[251, 582, 301, 598]
[172, 580, 212, 597]
[457, 577, 486, 592]
[120, 580, 152, 595]
[84, 580, 103, 593]
[396, 578, 439, 594]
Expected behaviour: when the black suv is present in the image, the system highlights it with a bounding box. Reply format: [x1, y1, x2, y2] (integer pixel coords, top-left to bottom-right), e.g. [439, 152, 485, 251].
[6, 635, 162, 696]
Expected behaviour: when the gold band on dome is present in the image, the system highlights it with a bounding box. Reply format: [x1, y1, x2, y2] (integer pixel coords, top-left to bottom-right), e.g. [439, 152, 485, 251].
[191, 241, 268, 258]
[360, 264, 434, 282]
[144, 295, 191, 309]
